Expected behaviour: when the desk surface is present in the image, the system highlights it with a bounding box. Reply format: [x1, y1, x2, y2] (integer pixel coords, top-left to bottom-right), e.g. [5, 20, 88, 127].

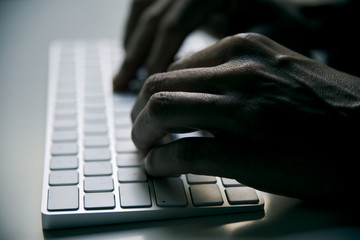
[0, 0, 359, 239]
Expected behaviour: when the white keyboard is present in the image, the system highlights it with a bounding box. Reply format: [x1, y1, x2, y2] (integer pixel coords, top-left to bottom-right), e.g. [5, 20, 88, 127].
[41, 39, 264, 230]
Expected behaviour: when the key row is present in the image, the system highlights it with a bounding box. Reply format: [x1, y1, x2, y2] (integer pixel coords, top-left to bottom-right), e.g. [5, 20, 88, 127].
[49, 165, 241, 187]
[48, 181, 258, 211]
[51, 143, 137, 157]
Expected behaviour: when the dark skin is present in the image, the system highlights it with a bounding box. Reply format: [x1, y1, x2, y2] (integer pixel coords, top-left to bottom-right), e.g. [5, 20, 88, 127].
[114, 0, 360, 200]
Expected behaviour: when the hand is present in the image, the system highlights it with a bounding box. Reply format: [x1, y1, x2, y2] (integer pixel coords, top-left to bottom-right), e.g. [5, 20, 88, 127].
[113, 0, 221, 91]
[131, 33, 360, 200]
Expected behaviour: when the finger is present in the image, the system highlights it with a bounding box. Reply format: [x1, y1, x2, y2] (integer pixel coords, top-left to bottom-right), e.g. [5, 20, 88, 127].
[132, 91, 234, 153]
[131, 65, 238, 121]
[124, 0, 154, 49]
[168, 33, 280, 71]
[113, 0, 174, 91]
[144, 0, 219, 75]
[168, 40, 226, 71]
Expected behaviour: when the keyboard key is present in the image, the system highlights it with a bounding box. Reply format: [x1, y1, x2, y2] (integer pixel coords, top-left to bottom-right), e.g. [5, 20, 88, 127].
[84, 113, 106, 123]
[84, 193, 115, 209]
[153, 178, 187, 207]
[114, 116, 132, 127]
[116, 140, 137, 153]
[48, 186, 79, 211]
[55, 100, 76, 110]
[119, 183, 152, 208]
[85, 103, 106, 113]
[85, 95, 104, 104]
[115, 129, 131, 140]
[221, 178, 242, 187]
[49, 170, 79, 185]
[54, 119, 77, 130]
[83, 148, 111, 161]
[56, 90, 76, 100]
[52, 131, 77, 142]
[54, 109, 77, 119]
[190, 184, 223, 206]
[84, 136, 109, 148]
[114, 106, 133, 115]
[118, 167, 147, 183]
[50, 156, 78, 170]
[117, 153, 143, 167]
[84, 162, 112, 176]
[84, 176, 114, 192]
[51, 143, 78, 156]
[84, 124, 108, 135]
[186, 174, 217, 184]
[225, 187, 259, 205]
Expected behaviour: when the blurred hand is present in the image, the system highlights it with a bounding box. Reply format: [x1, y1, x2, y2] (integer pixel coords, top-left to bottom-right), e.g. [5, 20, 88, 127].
[131, 33, 360, 200]
[113, 0, 221, 91]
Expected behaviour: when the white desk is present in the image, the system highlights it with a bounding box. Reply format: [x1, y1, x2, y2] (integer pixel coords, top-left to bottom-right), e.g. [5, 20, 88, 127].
[0, 0, 359, 239]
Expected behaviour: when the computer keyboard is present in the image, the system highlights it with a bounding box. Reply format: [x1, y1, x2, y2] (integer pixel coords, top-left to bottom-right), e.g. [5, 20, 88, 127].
[41, 38, 264, 230]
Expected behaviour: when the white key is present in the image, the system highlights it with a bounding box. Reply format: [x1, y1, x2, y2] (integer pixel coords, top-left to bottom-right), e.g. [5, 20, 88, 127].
[54, 109, 77, 118]
[56, 90, 76, 100]
[116, 140, 137, 153]
[186, 174, 217, 184]
[49, 170, 78, 185]
[84, 104, 106, 113]
[84, 113, 106, 123]
[225, 187, 259, 205]
[221, 178, 242, 187]
[84, 176, 114, 192]
[84, 193, 115, 209]
[51, 143, 78, 156]
[114, 116, 132, 127]
[50, 156, 78, 170]
[54, 119, 77, 130]
[117, 153, 142, 167]
[84, 136, 109, 148]
[190, 184, 223, 206]
[52, 131, 77, 142]
[83, 148, 111, 161]
[84, 124, 108, 135]
[48, 186, 79, 211]
[55, 101, 76, 110]
[85, 95, 104, 104]
[117, 167, 147, 183]
[119, 183, 151, 208]
[84, 162, 112, 176]
[115, 129, 131, 140]
[153, 178, 187, 207]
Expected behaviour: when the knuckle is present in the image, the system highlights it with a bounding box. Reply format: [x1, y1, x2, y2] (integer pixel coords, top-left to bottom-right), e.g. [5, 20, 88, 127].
[273, 54, 297, 69]
[222, 33, 267, 56]
[235, 32, 264, 42]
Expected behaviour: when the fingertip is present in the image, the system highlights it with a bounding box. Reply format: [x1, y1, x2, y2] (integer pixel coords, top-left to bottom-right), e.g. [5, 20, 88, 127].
[112, 72, 127, 92]
[112, 62, 136, 92]
[143, 148, 157, 176]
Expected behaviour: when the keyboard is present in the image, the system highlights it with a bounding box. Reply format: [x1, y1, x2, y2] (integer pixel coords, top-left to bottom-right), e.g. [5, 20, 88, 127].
[41, 38, 264, 230]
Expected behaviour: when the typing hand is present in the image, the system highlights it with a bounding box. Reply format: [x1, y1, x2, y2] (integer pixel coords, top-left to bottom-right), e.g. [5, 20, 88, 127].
[131, 33, 360, 199]
[113, 0, 221, 91]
